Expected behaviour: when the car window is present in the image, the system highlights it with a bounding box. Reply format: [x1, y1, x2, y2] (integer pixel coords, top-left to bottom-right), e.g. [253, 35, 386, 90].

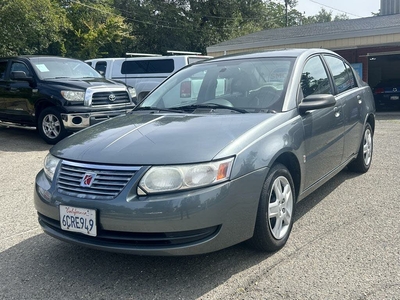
[121, 59, 175, 74]
[344, 63, 357, 89]
[10, 62, 31, 77]
[301, 56, 332, 98]
[140, 57, 295, 112]
[188, 57, 209, 64]
[94, 61, 107, 74]
[323, 55, 355, 94]
[0, 61, 7, 79]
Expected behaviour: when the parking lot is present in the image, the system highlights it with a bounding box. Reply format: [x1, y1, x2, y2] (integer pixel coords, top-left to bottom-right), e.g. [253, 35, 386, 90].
[1, 113, 399, 300]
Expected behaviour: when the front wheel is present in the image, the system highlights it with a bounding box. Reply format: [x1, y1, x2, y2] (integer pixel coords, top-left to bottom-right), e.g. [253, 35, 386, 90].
[248, 163, 296, 252]
[347, 123, 373, 173]
[38, 107, 66, 144]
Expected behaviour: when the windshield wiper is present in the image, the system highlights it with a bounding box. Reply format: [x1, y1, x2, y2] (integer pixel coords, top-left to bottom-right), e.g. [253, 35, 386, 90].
[257, 108, 277, 114]
[174, 103, 247, 114]
[45, 76, 70, 79]
[133, 106, 184, 113]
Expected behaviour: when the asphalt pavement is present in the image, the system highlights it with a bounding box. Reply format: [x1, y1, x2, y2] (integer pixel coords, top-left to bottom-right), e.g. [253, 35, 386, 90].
[0, 113, 399, 300]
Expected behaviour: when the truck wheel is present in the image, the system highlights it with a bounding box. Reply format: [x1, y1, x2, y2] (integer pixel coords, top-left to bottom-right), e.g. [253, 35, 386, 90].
[247, 163, 296, 252]
[38, 107, 66, 144]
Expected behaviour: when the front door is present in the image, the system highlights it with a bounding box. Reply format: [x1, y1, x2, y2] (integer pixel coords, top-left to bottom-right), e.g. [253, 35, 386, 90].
[2, 61, 35, 123]
[300, 55, 345, 190]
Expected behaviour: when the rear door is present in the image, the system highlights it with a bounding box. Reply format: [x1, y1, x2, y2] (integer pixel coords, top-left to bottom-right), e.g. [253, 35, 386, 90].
[299, 55, 345, 189]
[323, 55, 363, 161]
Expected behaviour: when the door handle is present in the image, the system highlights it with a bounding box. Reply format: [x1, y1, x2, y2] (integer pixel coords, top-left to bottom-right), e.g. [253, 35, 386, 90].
[333, 106, 340, 118]
[357, 95, 362, 104]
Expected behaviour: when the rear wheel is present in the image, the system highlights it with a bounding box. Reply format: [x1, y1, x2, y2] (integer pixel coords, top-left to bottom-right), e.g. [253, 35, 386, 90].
[348, 123, 373, 173]
[248, 163, 296, 252]
[38, 107, 66, 144]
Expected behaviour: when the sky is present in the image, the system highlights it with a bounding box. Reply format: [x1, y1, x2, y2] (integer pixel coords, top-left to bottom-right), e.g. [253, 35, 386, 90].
[294, 0, 381, 18]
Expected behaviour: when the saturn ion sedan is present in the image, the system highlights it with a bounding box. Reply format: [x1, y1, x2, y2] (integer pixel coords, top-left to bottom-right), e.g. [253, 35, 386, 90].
[34, 49, 375, 256]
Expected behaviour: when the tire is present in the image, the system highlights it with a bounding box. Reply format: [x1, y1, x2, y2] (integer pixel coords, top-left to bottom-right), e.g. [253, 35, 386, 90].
[248, 163, 296, 252]
[347, 123, 373, 173]
[38, 107, 66, 144]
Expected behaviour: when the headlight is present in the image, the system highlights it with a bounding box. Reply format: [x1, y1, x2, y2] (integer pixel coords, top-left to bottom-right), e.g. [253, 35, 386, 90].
[61, 90, 85, 101]
[128, 87, 137, 98]
[138, 157, 234, 195]
[44, 153, 61, 181]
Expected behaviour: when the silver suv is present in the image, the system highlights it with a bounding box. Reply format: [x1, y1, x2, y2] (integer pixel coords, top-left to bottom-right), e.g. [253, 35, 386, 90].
[86, 53, 212, 102]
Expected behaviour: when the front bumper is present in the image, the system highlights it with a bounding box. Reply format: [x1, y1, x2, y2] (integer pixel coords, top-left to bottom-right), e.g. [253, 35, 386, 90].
[61, 108, 133, 130]
[34, 167, 268, 256]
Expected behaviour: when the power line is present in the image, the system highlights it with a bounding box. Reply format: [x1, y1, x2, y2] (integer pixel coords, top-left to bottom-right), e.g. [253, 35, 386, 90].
[68, 0, 287, 30]
[309, 0, 362, 18]
[68, 0, 185, 29]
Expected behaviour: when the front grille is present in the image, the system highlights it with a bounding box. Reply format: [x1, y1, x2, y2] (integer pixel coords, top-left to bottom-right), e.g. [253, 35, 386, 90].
[91, 91, 130, 106]
[57, 161, 140, 200]
[39, 213, 220, 247]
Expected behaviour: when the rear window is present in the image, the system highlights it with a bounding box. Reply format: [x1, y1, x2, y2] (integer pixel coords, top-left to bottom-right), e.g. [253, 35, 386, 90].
[121, 59, 174, 74]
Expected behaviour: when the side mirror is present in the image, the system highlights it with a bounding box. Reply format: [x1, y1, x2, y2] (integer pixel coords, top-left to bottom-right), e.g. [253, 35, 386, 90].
[11, 71, 33, 82]
[298, 94, 336, 114]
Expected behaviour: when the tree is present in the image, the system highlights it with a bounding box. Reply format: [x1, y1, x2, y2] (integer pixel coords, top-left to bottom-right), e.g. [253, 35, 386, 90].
[113, 0, 295, 55]
[302, 8, 349, 24]
[0, 0, 69, 56]
[263, 0, 303, 28]
[0, 0, 354, 59]
[60, 0, 132, 59]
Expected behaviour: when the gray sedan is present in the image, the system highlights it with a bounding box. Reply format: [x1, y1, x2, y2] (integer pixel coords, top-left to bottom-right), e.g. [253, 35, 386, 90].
[34, 49, 375, 255]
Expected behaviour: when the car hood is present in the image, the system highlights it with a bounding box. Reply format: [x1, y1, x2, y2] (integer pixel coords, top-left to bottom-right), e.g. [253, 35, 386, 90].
[51, 112, 276, 165]
[41, 77, 125, 90]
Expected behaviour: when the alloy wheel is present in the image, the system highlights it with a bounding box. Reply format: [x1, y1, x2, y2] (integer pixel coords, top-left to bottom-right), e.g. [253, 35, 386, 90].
[363, 128, 372, 166]
[42, 114, 61, 139]
[268, 176, 293, 240]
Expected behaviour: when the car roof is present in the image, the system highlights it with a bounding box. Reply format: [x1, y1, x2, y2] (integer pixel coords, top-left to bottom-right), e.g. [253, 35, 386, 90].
[1, 55, 82, 61]
[203, 48, 337, 63]
[86, 55, 212, 62]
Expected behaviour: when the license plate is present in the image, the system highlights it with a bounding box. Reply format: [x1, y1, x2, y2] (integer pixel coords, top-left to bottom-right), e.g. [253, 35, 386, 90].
[60, 205, 97, 236]
[390, 96, 399, 100]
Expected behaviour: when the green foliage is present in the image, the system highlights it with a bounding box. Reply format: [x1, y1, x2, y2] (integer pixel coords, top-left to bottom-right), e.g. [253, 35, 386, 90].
[114, 0, 291, 55]
[264, 1, 304, 28]
[302, 8, 349, 24]
[0, 0, 69, 56]
[61, 0, 131, 59]
[0, 0, 353, 59]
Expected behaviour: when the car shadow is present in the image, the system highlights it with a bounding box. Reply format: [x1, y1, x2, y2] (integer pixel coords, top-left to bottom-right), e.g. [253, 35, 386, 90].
[0, 169, 359, 299]
[294, 168, 360, 222]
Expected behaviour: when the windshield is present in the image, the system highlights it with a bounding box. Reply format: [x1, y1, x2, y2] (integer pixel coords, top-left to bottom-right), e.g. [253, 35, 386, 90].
[30, 57, 103, 80]
[138, 57, 295, 113]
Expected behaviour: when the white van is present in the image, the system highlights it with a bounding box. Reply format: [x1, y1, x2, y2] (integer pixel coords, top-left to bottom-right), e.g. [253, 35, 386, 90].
[86, 53, 212, 102]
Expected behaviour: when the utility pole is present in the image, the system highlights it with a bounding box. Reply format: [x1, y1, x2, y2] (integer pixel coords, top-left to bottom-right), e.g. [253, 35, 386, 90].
[285, 0, 289, 27]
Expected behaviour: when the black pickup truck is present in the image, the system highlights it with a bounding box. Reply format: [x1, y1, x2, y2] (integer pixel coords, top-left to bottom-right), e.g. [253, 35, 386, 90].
[0, 56, 136, 144]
